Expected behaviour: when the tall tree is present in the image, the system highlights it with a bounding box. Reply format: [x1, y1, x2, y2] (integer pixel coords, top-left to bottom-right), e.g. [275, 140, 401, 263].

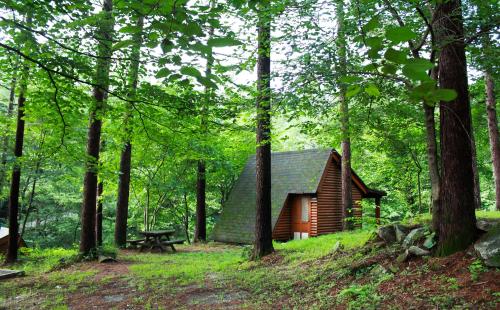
[485, 70, 500, 210]
[80, 0, 114, 256]
[0, 59, 17, 199]
[336, 0, 353, 230]
[254, 0, 274, 259]
[194, 9, 216, 243]
[435, 0, 477, 256]
[479, 11, 500, 210]
[114, 11, 144, 247]
[5, 13, 32, 264]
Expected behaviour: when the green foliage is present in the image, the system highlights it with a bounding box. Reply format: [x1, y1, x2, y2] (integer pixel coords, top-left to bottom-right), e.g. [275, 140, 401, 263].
[469, 259, 487, 281]
[16, 247, 79, 274]
[337, 283, 381, 309]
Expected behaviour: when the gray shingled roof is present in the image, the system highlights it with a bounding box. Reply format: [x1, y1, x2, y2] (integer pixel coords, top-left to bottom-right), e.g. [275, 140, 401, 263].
[212, 149, 331, 244]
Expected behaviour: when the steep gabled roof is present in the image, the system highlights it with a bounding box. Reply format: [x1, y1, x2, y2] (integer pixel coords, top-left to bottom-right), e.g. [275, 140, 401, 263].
[212, 149, 385, 244]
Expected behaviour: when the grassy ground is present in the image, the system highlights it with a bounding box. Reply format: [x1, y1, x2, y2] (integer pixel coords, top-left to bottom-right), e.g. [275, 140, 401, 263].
[1, 212, 499, 309]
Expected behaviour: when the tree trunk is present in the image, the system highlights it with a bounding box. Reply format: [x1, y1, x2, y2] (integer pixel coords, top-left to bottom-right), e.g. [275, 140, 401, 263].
[5, 63, 28, 264]
[471, 127, 481, 209]
[435, 0, 477, 256]
[20, 158, 41, 239]
[425, 102, 441, 230]
[485, 72, 500, 210]
[254, 0, 274, 259]
[184, 192, 191, 244]
[115, 13, 144, 247]
[195, 160, 206, 242]
[0, 68, 17, 200]
[194, 20, 214, 243]
[80, 0, 114, 256]
[5, 13, 31, 263]
[336, 0, 353, 231]
[96, 180, 104, 246]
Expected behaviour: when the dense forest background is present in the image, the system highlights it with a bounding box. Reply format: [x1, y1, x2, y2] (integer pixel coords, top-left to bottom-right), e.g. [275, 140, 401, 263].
[0, 0, 498, 250]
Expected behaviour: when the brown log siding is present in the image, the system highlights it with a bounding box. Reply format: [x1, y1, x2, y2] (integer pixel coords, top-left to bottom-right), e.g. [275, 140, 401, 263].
[272, 155, 364, 240]
[317, 157, 363, 235]
[272, 197, 291, 241]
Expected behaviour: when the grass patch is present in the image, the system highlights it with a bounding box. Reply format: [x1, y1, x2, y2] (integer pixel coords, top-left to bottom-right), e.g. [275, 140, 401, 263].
[406, 210, 500, 225]
[127, 248, 243, 285]
[274, 229, 373, 262]
[12, 247, 79, 274]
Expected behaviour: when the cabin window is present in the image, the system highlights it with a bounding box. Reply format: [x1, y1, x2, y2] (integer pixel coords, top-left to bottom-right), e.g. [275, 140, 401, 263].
[301, 197, 309, 222]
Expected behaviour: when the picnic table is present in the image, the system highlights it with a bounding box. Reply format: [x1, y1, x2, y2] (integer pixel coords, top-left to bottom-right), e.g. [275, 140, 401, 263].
[136, 230, 184, 253]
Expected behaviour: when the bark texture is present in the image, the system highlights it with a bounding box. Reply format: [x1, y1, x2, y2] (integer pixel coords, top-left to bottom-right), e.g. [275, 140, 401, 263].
[96, 179, 104, 246]
[5, 66, 28, 264]
[336, 0, 353, 231]
[5, 14, 31, 263]
[195, 160, 207, 242]
[0, 70, 17, 201]
[254, 0, 274, 259]
[435, 0, 477, 256]
[114, 13, 144, 247]
[194, 20, 214, 243]
[80, 0, 114, 255]
[485, 72, 500, 210]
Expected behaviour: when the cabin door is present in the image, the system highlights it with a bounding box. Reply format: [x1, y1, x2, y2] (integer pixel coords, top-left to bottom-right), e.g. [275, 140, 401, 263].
[291, 196, 310, 240]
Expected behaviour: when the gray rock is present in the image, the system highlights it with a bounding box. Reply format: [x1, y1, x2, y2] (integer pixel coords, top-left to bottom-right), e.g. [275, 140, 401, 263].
[377, 225, 397, 244]
[403, 227, 427, 248]
[476, 219, 500, 232]
[408, 246, 430, 256]
[474, 227, 500, 267]
[423, 233, 436, 249]
[395, 224, 410, 242]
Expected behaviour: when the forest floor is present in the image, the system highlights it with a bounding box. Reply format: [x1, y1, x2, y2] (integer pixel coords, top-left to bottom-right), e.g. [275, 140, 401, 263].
[1, 223, 499, 309]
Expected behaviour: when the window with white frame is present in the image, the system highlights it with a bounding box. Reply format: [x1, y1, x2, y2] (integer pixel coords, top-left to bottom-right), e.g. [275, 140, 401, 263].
[301, 197, 309, 222]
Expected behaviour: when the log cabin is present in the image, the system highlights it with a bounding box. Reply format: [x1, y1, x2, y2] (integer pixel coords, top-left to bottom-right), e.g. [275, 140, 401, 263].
[212, 149, 386, 244]
[0, 227, 26, 255]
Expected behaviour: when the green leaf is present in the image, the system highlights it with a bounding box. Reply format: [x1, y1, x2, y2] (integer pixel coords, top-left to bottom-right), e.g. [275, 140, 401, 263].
[434, 89, 457, 102]
[197, 76, 218, 89]
[119, 25, 142, 34]
[402, 64, 431, 81]
[384, 48, 407, 64]
[368, 47, 382, 59]
[381, 63, 397, 75]
[182, 22, 203, 36]
[155, 68, 171, 78]
[405, 58, 435, 70]
[363, 16, 380, 33]
[180, 66, 202, 78]
[365, 84, 380, 97]
[365, 36, 383, 49]
[207, 37, 243, 47]
[346, 85, 361, 98]
[112, 40, 135, 50]
[385, 26, 418, 44]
